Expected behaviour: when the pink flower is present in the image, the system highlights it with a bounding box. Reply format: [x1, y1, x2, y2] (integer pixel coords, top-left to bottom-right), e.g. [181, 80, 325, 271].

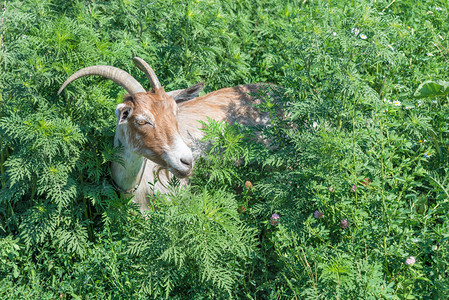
[340, 219, 349, 229]
[405, 256, 416, 266]
[270, 214, 280, 226]
[329, 186, 334, 193]
[314, 210, 324, 219]
[350, 185, 356, 192]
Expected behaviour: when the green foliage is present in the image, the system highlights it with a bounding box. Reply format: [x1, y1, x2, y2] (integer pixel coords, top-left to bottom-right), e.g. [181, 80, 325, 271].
[192, 117, 256, 188]
[1, 0, 449, 298]
[126, 188, 254, 298]
[414, 80, 449, 98]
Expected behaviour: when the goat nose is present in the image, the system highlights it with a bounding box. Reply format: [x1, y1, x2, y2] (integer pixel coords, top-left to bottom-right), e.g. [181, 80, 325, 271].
[180, 156, 193, 168]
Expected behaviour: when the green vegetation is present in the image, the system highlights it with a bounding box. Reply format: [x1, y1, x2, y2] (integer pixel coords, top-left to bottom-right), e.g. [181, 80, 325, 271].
[1, 0, 449, 298]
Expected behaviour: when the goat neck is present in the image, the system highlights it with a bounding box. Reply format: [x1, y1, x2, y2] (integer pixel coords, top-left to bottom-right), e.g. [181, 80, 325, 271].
[110, 125, 146, 192]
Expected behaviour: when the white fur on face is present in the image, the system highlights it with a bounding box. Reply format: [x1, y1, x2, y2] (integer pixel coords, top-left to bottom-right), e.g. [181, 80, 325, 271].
[163, 135, 193, 178]
[115, 99, 193, 179]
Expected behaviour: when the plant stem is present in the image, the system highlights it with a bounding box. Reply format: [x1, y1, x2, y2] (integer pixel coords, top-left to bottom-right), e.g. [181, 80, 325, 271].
[269, 110, 284, 147]
[352, 93, 358, 204]
[0, 139, 5, 188]
[0, 1, 6, 53]
[80, 174, 94, 241]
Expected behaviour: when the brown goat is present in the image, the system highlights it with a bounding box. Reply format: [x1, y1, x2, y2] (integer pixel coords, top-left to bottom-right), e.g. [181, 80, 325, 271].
[58, 57, 270, 212]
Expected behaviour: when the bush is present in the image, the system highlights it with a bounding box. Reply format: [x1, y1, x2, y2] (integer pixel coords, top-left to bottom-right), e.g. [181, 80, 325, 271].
[1, 0, 449, 298]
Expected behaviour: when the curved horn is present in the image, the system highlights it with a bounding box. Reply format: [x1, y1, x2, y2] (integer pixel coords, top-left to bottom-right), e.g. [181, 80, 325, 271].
[132, 57, 162, 90]
[58, 65, 146, 95]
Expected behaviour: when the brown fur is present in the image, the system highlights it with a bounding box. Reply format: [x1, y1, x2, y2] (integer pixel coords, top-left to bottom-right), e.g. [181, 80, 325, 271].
[112, 83, 274, 212]
[177, 84, 271, 143]
[121, 88, 181, 168]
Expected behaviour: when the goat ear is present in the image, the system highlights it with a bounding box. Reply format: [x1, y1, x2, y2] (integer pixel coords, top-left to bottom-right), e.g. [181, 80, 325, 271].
[167, 82, 205, 104]
[115, 103, 133, 124]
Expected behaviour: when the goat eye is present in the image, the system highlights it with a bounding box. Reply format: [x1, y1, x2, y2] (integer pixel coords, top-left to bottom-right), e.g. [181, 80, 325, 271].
[137, 120, 146, 125]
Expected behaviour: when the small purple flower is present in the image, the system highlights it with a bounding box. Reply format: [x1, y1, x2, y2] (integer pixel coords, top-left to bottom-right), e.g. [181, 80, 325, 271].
[340, 219, 349, 229]
[405, 256, 416, 266]
[270, 214, 280, 226]
[329, 186, 334, 193]
[350, 185, 356, 192]
[314, 210, 324, 219]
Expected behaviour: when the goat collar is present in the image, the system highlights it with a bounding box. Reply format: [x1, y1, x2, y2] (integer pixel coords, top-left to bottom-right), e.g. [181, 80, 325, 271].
[112, 158, 148, 194]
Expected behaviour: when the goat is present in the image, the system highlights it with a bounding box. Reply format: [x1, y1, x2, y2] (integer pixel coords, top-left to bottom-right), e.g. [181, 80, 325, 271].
[58, 57, 270, 212]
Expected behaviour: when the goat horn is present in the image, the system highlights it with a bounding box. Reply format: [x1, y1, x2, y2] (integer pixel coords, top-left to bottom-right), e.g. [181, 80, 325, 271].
[132, 57, 162, 90]
[58, 65, 146, 95]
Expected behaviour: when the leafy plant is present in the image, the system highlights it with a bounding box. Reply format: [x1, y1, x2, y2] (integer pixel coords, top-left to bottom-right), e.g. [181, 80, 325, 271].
[1, 0, 449, 298]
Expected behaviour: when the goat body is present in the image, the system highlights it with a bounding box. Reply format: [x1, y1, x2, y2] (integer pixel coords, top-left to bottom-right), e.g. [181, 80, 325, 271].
[111, 84, 270, 212]
[58, 58, 270, 212]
